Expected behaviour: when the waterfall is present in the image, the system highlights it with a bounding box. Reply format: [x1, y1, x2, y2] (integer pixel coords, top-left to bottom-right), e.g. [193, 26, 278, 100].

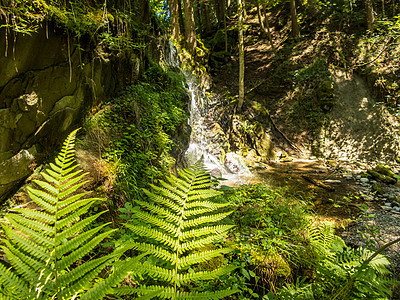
[183, 72, 251, 183]
[164, 41, 251, 184]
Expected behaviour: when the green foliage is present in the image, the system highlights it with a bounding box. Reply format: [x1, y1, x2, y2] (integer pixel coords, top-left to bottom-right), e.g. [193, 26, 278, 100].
[96, 65, 188, 198]
[0, 129, 140, 299]
[120, 161, 238, 299]
[279, 233, 394, 299]
[288, 58, 334, 132]
[224, 184, 315, 298]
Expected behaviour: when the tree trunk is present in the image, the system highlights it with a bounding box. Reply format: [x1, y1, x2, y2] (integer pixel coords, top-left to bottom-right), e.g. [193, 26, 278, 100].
[290, 0, 300, 39]
[168, 0, 180, 41]
[203, 1, 212, 34]
[183, 0, 197, 55]
[178, 0, 186, 36]
[195, 0, 202, 30]
[256, 0, 266, 38]
[214, 0, 225, 28]
[262, 5, 276, 54]
[365, 0, 375, 31]
[238, 0, 245, 111]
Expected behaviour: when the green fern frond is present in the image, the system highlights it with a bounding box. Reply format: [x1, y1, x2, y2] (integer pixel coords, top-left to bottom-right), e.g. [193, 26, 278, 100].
[0, 129, 138, 299]
[125, 161, 237, 299]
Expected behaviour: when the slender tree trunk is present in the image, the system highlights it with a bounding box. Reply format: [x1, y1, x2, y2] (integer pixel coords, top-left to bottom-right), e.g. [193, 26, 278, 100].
[290, 0, 300, 39]
[381, 0, 385, 18]
[262, 5, 276, 54]
[256, 0, 266, 37]
[238, 0, 245, 111]
[203, 1, 212, 34]
[183, 0, 197, 55]
[222, 1, 228, 52]
[365, 0, 375, 31]
[214, 0, 225, 28]
[178, 0, 185, 36]
[169, 0, 180, 41]
[195, 0, 202, 30]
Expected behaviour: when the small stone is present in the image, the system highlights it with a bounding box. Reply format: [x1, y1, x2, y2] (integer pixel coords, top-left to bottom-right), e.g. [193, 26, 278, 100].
[360, 177, 369, 183]
[364, 195, 374, 201]
[353, 170, 362, 175]
[309, 156, 317, 160]
[384, 202, 392, 207]
[382, 206, 392, 210]
[356, 175, 362, 179]
[393, 206, 400, 212]
[343, 174, 353, 180]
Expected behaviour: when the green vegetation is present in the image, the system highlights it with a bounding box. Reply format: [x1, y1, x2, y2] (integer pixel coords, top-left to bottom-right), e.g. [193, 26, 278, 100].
[0, 129, 142, 299]
[84, 64, 188, 198]
[2, 0, 400, 298]
[222, 184, 396, 299]
[119, 162, 237, 298]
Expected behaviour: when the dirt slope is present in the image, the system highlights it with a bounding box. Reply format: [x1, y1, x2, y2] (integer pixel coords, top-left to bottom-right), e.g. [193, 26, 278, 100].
[321, 69, 400, 164]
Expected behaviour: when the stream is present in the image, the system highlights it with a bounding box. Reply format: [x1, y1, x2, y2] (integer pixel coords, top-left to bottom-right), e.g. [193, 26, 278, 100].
[164, 42, 400, 296]
[179, 64, 400, 298]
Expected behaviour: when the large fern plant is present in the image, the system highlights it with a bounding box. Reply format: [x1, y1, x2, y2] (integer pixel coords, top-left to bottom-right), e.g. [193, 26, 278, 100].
[0, 129, 140, 300]
[118, 162, 238, 299]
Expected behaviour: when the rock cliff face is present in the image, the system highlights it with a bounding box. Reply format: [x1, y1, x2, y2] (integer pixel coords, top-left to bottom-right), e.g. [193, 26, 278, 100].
[0, 21, 146, 201]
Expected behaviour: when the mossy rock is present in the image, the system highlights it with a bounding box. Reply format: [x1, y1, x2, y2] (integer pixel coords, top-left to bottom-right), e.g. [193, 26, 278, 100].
[367, 170, 397, 184]
[374, 163, 396, 178]
[372, 182, 383, 195]
[252, 251, 291, 278]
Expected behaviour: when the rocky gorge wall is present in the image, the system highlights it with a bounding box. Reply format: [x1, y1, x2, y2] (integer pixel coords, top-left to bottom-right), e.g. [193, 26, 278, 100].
[0, 21, 149, 201]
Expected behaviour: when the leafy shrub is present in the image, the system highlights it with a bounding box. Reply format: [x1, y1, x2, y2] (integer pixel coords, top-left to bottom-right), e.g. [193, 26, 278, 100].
[96, 65, 188, 198]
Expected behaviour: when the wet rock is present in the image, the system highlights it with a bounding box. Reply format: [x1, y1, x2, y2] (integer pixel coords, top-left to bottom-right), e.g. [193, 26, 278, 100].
[360, 177, 369, 183]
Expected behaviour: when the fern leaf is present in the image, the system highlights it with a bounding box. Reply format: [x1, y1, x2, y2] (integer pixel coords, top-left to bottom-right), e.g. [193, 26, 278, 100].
[57, 229, 116, 270]
[7, 214, 53, 235]
[177, 248, 233, 269]
[6, 217, 54, 248]
[183, 211, 233, 228]
[56, 211, 107, 243]
[125, 161, 237, 298]
[125, 224, 178, 249]
[28, 186, 57, 206]
[134, 199, 180, 223]
[2, 246, 38, 281]
[80, 254, 148, 300]
[2, 240, 46, 273]
[134, 210, 178, 235]
[56, 201, 93, 229]
[143, 188, 181, 213]
[177, 264, 237, 284]
[181, 225, 234, 241]
[2, 226, 50, 261]
[56, 197, 97, 219]
[12, 207, 54, 224]
[0, 263, 29, 299]
[125, 242, 176, 264]
[0, 128, 139, 299]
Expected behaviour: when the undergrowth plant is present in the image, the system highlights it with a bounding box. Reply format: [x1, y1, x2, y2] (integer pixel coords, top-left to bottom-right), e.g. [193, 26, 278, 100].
[0, 129, 141, 300]
[118, 161, 238, 299]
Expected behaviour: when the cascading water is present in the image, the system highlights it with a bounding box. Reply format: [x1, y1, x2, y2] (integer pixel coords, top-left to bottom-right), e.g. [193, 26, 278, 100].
[164, 41, 251, 184]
